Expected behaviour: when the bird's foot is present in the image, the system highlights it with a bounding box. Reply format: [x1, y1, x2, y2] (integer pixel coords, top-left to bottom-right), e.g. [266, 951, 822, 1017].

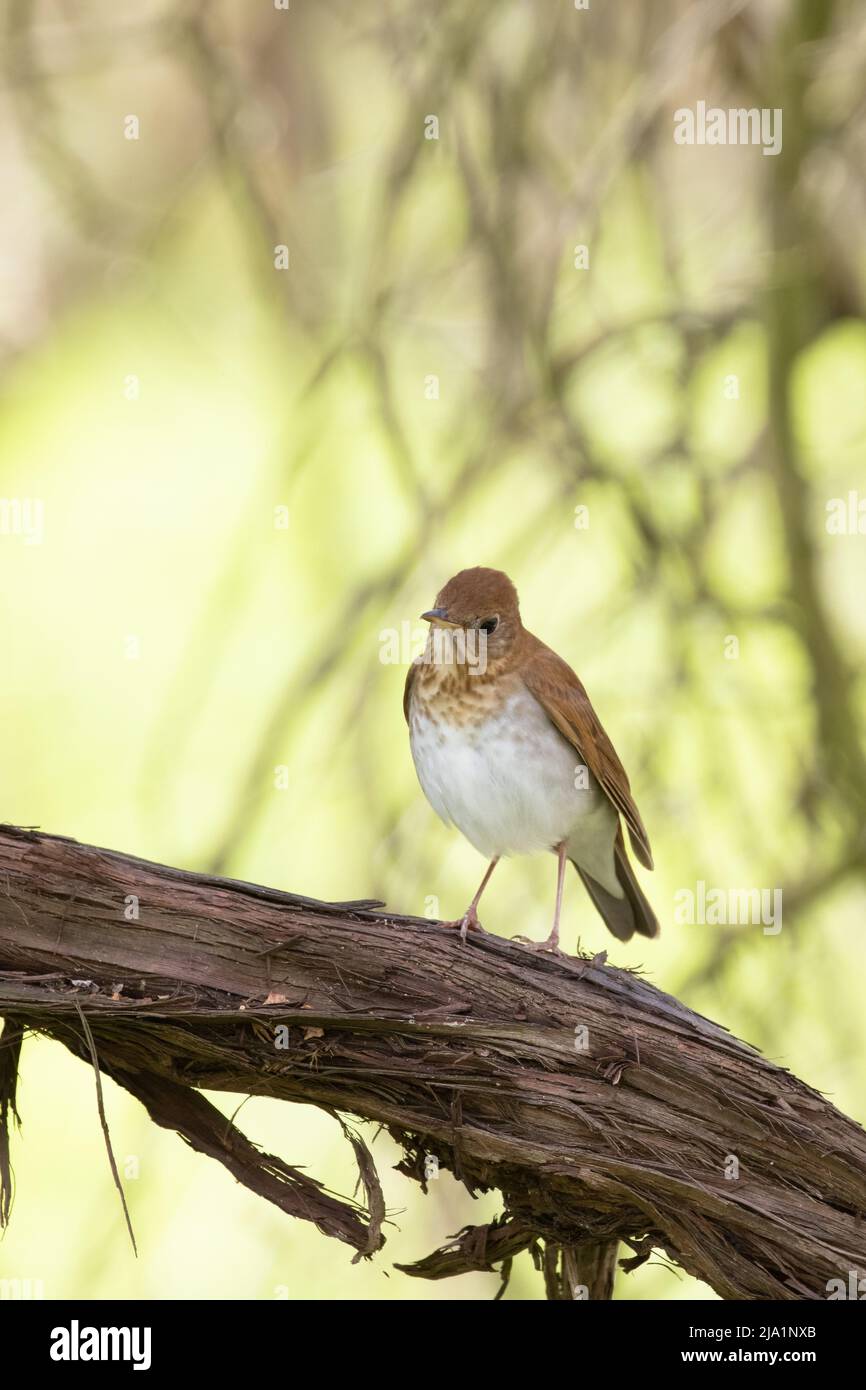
[443, 907, 484, 944]
[512, 933, 564, 956]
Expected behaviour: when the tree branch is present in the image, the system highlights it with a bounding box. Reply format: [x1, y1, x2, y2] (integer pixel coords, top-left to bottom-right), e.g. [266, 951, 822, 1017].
[0, 823, 864, 1300]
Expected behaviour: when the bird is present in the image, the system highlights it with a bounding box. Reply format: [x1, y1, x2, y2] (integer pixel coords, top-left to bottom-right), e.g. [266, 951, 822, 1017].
[403, 566, 659, 951]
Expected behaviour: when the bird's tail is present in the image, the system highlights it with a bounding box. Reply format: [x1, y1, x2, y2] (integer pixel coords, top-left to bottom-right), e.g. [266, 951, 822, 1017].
[572, 828, 659, 942]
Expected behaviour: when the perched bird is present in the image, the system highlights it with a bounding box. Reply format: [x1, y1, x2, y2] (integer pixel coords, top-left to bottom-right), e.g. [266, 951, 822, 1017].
[404, 567, 658, 950]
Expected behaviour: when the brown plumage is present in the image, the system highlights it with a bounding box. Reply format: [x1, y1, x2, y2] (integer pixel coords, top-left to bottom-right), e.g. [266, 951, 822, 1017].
[404, 566, 658, 948]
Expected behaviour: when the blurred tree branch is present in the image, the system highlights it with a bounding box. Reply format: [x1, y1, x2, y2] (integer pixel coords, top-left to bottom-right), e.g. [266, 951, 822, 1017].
[1, 824, 865, 1300]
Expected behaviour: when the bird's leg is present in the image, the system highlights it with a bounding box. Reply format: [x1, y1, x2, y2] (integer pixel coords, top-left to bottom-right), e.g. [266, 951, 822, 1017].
[445, 856, 499, 943]
[544, 840, 569, 951]
[515, 841, 568, 953]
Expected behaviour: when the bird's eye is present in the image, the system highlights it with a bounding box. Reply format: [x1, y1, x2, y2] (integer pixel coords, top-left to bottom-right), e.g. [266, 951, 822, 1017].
[479, 616, 499, 634]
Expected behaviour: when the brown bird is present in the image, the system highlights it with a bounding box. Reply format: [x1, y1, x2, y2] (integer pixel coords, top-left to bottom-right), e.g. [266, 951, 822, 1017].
[404, 567, 658, 950]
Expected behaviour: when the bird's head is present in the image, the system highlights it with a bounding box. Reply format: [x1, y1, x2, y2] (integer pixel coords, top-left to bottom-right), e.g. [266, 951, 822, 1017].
[421, 567, 522, 663]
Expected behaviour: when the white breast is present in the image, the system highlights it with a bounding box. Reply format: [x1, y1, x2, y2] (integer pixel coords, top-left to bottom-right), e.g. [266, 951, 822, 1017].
[409, 684, 613, 870]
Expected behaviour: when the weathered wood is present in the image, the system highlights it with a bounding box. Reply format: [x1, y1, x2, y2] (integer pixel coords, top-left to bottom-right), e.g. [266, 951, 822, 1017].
[0, 823, 864, 1300]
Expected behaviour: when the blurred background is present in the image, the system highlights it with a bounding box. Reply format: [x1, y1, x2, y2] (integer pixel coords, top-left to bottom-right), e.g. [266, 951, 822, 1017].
[1, 0, 865, 1300]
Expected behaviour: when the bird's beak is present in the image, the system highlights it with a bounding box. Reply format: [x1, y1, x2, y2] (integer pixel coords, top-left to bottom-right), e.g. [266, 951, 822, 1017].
[421, 607, 457, 626]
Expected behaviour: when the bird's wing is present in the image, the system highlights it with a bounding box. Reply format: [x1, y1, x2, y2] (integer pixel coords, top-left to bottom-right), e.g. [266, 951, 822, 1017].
[520, 635, 653, 870]
[403, 658, 421, 724]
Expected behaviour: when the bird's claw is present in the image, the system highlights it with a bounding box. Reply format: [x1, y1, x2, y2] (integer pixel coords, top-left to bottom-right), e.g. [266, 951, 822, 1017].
[512, 934, 564, 955]
[443, 909, 483, 943]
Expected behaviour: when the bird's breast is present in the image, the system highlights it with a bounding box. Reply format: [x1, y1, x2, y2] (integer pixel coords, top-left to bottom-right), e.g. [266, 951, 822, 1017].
[408, 679, 601, 859]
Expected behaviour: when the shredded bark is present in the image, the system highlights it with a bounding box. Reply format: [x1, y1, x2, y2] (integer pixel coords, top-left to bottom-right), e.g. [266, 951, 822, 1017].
[1, 823, 865, 1299]
[73, 997, 138, 1256]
